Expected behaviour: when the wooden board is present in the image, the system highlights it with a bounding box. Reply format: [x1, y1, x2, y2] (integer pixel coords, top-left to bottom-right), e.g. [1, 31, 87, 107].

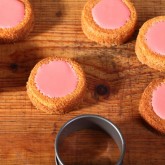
[0, 0, 165, 164]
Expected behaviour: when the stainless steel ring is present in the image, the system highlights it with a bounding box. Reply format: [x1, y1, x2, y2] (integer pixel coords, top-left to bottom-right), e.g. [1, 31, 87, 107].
[55, 115, 125, 165]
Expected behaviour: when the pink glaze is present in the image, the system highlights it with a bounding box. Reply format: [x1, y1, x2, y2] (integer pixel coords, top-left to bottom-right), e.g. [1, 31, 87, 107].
[0, 0, 25, 28]
[92, 0, 131, 29]
[152, 83, 165, 119]
[35, 61, 78, 98]
[146, 21, 165, 55]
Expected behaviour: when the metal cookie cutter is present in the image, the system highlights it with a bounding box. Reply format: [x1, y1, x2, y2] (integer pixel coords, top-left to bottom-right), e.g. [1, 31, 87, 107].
[55, 115, 125, 165]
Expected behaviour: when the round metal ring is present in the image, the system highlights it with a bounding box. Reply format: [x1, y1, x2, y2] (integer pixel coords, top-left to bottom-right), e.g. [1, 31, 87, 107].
[55, 114, 125, 165]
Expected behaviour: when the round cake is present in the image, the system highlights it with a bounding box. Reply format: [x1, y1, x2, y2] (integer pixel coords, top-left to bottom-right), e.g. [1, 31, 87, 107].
[27, 57, 86, 114]
[81, 0, 137, 47]
[136, 16, 165, 71]
[0, 0, 34, 43]
[139, 79, 165, 133]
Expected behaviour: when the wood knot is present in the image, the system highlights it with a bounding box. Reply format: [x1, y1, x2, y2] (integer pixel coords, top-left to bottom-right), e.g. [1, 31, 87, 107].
[95, 84, 110, 98]
[56, 11, 62, 17]
[10, 63, 18, 71]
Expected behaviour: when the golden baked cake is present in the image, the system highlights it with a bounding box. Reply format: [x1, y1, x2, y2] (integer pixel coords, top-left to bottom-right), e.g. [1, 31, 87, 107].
[139, 79, 165, 133]
[0, 0, 34, 43]
[27, 57, 86, 114]
[136, 16, 165, 71]
[82, 0, 137, 47]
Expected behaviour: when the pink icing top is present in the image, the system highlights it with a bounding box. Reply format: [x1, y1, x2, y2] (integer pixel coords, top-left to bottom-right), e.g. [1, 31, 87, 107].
[152, 83, 165, 119]
[92, 0, 131, 29]
[146, 21, 165, 55]
[35, 61, 78, 98]
[0, 0, 25, 28]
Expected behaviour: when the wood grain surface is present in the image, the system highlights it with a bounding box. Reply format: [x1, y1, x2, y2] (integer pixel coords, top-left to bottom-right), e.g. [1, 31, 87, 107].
[0, 0, 165, 164]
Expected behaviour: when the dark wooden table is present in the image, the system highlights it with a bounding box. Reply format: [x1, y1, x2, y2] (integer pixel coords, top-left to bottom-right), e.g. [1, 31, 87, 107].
[0, 0, 165, 164]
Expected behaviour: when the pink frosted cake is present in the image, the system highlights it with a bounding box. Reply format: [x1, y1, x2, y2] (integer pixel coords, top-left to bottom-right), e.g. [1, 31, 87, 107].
[139, 79, 165, 133]
[136, 16, 165, 71]
[0, 0, 34, 43]
[82, 0, 137, 46]
[27, 57, 86, 114]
